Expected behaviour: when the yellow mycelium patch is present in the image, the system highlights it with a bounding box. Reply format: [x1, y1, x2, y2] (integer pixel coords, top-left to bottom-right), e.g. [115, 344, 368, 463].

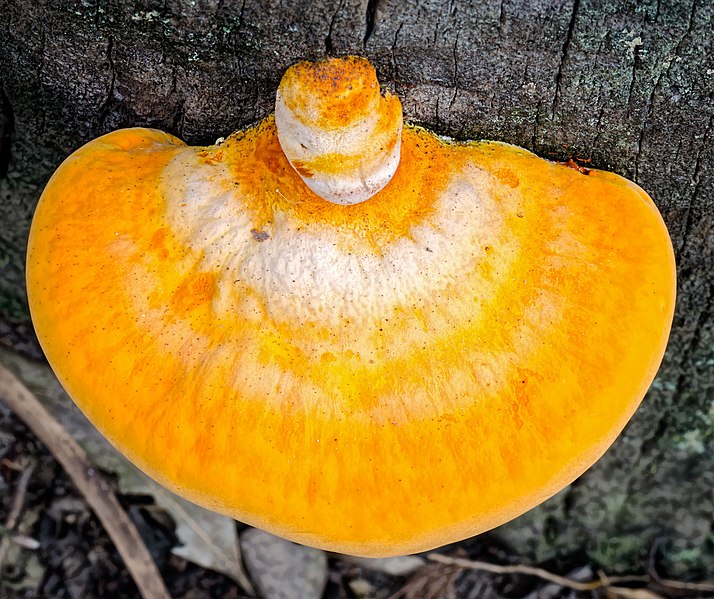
[27, 61, 675, 557]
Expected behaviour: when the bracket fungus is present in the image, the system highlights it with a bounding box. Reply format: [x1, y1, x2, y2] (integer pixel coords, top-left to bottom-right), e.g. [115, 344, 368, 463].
[27, 56, 676, 557]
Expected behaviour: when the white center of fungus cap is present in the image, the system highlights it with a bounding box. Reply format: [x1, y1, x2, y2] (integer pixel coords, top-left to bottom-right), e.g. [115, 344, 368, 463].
[145, 146, 569, 422]
[159, 149, 512, 332]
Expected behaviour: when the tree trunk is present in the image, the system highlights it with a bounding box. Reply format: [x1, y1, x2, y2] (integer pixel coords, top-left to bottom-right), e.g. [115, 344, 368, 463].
[1, 0, 712, 578]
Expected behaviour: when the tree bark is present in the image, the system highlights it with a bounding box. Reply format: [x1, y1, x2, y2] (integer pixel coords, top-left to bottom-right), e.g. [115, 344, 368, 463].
[1, 0, 712, 578]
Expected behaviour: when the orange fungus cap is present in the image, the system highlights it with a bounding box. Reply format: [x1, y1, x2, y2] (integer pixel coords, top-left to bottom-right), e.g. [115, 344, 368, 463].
[26, 56, 676, 557]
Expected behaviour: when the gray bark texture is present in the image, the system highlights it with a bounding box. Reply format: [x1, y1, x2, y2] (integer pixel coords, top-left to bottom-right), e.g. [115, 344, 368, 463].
[1, 0, 713, 579]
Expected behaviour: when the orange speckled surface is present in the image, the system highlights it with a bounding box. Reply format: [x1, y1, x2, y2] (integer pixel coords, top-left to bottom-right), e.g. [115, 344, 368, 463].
[27, 112, 675, 556]
[278, 56, 385, 129]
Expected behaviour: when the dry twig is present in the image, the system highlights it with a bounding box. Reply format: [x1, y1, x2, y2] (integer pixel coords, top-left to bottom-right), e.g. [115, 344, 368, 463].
[0, 364, 172, 599]
[0, 458, 35, 575]
[653, 576, 714, 594]
[427, 552, 652, 593]
[647, 538, 714, 594]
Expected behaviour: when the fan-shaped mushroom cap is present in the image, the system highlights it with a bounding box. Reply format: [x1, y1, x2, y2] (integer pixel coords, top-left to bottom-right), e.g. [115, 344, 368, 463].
[27, 57, 675, 557]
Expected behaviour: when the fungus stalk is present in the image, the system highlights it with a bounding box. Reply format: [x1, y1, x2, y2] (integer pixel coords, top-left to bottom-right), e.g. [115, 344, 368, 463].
[275, 57, 403, 205]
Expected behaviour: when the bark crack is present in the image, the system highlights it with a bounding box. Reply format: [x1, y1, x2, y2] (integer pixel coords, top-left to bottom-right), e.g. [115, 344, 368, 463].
[169, 63, 184, 134]
[451, 32, 459, 87]
[389, 22, 403, 83]
[93, 0, 101, 29]
[633, 75, 658, 183]
[0, 86, 14, 179]
[497, 0, 506, 37]
[97, 36, 116, 131]
[325, 0, 345, 55]
[626, 44, 640, 114]
[238, 0, 247, 28]
[678, 112, 713, 255]
[363, 0, 380, 48]
[551, 0, 580, 116]
[635, 0, 698, 182]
